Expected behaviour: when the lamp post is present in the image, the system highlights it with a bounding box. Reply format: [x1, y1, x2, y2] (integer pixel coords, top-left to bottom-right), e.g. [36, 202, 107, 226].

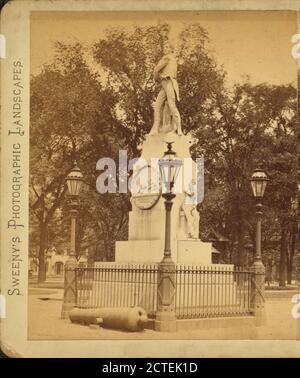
[61, 161, 84, 319]
[297, 184, 300, 277]
[250, 166, 269, 325]
[154, 142, 182, 332]
[159, 142, 182, 261]
[290, 197, 298, 286]
[297, 183, 300, 340]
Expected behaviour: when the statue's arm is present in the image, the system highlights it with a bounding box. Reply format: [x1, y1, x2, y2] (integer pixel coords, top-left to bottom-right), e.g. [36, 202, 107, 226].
[153, 55, 169, 80]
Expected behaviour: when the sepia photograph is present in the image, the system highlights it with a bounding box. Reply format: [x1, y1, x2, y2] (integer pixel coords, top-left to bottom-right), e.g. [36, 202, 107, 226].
[1, 0, 300, 358]
[27, 9, 299, 341]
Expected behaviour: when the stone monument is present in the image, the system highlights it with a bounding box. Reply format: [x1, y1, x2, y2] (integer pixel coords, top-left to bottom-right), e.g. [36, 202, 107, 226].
[115, 42, 212, 264]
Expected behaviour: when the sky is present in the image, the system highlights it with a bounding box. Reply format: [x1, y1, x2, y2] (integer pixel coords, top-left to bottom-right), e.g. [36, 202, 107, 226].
[31, 11, 298, 87]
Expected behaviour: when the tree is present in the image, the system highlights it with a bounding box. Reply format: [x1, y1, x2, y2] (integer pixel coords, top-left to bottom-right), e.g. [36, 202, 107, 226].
[30, 42, 113, 282]
[194, 82, 297, 270]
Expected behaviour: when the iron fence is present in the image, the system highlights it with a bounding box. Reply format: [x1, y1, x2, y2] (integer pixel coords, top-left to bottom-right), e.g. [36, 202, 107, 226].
[75, 263, 158, 318]
[175, 265, 253, 319]
[74, 263, 254, 320]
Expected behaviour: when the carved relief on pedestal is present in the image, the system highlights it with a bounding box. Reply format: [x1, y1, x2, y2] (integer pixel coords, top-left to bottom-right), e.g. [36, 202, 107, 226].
[130, 165, 162, 210]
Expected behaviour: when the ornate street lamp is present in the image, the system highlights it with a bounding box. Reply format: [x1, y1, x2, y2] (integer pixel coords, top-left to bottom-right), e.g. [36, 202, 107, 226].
[250, 168, 269, 201]
[155, 142, 182, 332]
[290, 196, 299, 287]
[250, 167, 269, 263]
[66, 162, 84, 198]
[249, 166, 269, 325]
[158, 142, 182, 260]
[61, 161, 84, 319]
[297, 183, 300, 286]
[66, 162, 84, 258]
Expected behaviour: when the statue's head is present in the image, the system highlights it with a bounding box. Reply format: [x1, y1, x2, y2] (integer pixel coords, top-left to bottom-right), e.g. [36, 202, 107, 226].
[163, 41, 175, 55]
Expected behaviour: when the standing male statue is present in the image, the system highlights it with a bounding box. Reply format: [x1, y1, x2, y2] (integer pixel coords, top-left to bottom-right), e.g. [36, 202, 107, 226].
[149, 42, 183, 136]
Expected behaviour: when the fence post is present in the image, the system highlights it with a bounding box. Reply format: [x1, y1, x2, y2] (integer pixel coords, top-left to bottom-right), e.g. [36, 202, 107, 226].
[61, 256, 78, 319]
[154, 258, 177, 332]
[250, 260, 266, 325]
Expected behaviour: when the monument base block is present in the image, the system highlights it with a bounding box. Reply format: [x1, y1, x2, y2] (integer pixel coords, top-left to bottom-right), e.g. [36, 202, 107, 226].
[176, 239, 212, 265]
[115, 239, 212, 264]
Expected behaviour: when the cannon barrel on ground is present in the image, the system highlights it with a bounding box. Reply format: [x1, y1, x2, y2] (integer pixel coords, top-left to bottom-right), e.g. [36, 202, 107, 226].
[69, 307, 148, 331]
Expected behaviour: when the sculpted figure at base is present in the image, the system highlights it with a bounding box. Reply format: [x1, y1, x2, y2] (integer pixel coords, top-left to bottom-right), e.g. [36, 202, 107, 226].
[181, 180, 200, 239]
[149, 42, 182, 136]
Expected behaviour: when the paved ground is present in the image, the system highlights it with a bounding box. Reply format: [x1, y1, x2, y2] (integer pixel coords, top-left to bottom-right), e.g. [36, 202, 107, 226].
[27, 287, 300, 340]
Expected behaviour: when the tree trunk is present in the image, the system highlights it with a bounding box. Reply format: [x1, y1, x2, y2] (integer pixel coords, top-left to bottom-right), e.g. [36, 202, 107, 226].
[38, 222, 47, 283]
[229, 241, 234, 264]
[286, 258, 292, 285]
[103, 239, 111, 262]
[287, 222, 296, 285]
[237, 221, 245, 268]
[279, 226, 287, 287]
[106, 240, 115, 262]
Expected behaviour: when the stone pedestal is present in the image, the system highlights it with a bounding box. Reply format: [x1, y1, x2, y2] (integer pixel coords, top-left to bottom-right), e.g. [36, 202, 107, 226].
[115, 239, 212, 264]
[176, 239, 212, 265]
[120, 131, 211, 265]
[141, 132, 193, 161]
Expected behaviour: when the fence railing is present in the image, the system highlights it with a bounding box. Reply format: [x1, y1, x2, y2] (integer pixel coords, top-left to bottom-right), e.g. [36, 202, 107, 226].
[75, 263, 158, 318]
[74, 263, 254, 320]
[175, 265, 253, 319]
